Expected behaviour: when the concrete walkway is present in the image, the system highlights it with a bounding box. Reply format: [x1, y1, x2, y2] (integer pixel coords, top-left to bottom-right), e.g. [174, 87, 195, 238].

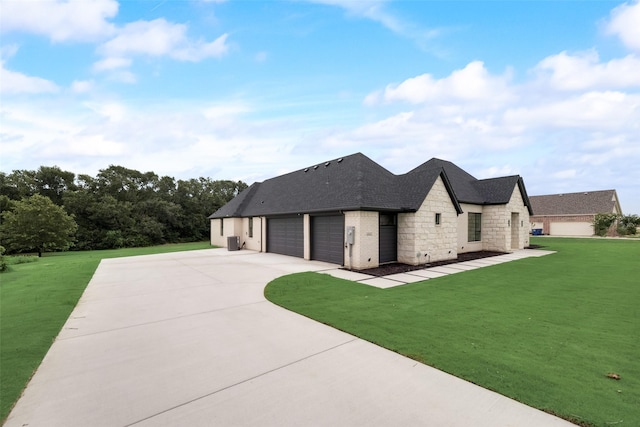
[5, 249, 571, 427]
[321, 249, 555, 288]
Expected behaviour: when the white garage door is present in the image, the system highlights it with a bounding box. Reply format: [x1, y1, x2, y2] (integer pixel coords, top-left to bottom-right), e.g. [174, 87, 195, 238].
[550, 222, 593, 236]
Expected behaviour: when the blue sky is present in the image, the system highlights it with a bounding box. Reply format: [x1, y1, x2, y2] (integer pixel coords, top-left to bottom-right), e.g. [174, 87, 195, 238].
[1, 0, 639, 214]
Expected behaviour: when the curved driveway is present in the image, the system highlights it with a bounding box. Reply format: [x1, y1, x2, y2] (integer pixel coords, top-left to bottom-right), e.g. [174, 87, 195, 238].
[5, 249, 573, 426]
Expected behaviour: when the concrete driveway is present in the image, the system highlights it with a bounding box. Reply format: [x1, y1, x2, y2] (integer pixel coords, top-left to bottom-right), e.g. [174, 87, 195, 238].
[5, 249, 573, 426]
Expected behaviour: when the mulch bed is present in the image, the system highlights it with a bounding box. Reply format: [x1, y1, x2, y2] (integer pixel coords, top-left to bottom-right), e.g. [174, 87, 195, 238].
[353, 250, 509, 277]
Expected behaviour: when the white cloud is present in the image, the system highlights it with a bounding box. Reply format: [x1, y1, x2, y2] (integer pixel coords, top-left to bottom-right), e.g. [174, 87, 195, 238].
[0, 98, 305, 182]
[0, 62, 59, 94]
[503, 91, 639, 130]
[0, 0, 118, 42]
[93, 57, 132, 71]
[84, 101, 128, 122]
[71, 80, 94, 93]
[606, 0, 640, 51]
[367, 61, 513, 106]
[535, 50, 640, 90]
[97, 19, 228, 63]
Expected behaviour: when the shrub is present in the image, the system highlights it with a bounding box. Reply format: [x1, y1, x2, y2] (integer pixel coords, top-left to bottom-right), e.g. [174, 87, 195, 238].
[593, 213, 619, 237]
[0, 246, 6, 272]
[619, 214, 640, 235]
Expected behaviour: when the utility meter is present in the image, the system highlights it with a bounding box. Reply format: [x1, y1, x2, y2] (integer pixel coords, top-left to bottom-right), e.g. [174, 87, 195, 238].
[346, 226, 355, 244]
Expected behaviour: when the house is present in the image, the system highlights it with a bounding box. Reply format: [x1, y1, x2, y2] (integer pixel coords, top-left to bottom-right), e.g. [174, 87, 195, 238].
[529, 190, 622, 236]
[209, 153, 533, 269]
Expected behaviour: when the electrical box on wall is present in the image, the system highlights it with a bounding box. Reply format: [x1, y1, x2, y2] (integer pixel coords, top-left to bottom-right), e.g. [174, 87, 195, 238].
[346, 226, 355, 244]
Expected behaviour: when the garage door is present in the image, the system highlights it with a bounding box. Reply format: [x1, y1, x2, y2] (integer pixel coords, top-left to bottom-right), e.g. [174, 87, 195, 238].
[311, 215, 344, 265]
[550, 222, 593, 236]
[267, 216, 304, 258]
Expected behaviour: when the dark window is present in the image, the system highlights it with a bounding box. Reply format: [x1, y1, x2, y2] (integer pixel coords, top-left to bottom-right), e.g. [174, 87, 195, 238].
[435, 213, 441, 225]
[220, 219, 224, 236]
[248, 217, 254, 238]
[380, 213, 397, 226]
[468, 213, 482, 242]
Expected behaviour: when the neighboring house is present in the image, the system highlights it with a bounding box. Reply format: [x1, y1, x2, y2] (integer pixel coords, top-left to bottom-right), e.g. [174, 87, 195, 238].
[209, 153, 533, 269]
[529, 190, 622, 236]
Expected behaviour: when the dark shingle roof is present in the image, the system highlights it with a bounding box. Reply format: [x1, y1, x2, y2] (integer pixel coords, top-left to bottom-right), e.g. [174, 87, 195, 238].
[530, 190, 619, 216]
[210, 153, 531, 218]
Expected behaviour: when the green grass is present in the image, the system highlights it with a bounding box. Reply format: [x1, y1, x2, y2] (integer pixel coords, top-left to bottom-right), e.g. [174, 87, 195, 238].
[266, 238, 640, 427]
[0, 242, 213, 421]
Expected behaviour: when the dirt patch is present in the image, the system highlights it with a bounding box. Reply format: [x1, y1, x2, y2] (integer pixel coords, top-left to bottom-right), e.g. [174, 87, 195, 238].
[353, 251, 509, 277]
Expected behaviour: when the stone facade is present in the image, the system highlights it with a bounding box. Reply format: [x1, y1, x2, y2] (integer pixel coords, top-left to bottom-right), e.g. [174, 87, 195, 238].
[482, 185, 530, 252]
[398, 176, 458, 265]
[344, 211, 379, 269]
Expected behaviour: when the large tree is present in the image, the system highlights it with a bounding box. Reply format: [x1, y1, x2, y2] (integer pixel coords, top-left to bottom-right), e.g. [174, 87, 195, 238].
[1, 194, 78, 256]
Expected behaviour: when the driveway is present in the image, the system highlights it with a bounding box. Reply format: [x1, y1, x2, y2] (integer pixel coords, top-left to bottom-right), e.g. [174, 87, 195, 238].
[5, 249, 572, 426]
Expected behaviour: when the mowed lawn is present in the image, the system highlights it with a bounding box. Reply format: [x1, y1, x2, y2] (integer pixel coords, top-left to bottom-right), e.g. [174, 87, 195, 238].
[0, 242, 213, 421]
[266, 238, 640, 427]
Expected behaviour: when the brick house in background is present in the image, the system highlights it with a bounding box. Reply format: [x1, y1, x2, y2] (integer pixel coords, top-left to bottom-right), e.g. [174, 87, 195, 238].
[209, 153, 533, 270]
[529, 190, 622, 236]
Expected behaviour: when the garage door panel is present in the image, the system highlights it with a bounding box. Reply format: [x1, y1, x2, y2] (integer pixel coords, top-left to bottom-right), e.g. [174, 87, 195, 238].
[311, 215, 344, 265]
[267, 217, 303, 258]
[550, 222, 593, 236]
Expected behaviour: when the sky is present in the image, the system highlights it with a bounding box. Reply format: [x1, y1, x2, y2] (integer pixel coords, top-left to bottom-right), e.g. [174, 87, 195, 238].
[1, 0, 639, 214]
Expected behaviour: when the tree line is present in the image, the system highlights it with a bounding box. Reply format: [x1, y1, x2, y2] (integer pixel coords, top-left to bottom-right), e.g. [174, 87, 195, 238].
[0, 165, 247, 255]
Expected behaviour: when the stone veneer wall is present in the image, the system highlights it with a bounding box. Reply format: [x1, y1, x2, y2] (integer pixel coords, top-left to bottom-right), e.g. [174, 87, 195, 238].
[344, 211, 379, 269]
[482, 185, 530, 252]
[398, 176, 458, 265]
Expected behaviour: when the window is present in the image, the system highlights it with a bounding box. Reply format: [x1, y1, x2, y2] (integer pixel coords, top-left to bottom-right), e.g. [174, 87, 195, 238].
[435, 213, 441, 225]
[379, 213, 397, 226]
[468, 213, 482, 242]
[248, 217, 254, 238]
[220, 219, 224, 236]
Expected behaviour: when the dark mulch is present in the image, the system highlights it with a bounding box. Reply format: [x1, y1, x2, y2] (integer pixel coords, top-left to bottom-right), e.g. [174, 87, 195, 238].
[353, 250, 509, 277]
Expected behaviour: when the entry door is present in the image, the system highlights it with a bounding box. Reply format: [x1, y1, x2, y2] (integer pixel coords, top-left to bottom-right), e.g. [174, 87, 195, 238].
[379, 213, 397, 264]
[511, 213, 520, 250]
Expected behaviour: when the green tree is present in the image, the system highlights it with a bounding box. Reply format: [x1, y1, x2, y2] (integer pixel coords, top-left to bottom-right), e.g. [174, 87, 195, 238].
[34, 166, 77, 205]
[0, 170, 37, 200]
[1, 194, 78, 256]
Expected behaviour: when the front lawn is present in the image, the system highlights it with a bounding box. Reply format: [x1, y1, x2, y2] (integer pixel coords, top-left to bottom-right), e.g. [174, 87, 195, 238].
[0, 242, 213, 422]
[265, 238, 640, 427]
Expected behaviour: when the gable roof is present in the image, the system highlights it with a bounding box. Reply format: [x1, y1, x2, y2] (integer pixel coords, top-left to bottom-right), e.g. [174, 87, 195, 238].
[530, 190, 620, 216]
[210, 153, 532, 218]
